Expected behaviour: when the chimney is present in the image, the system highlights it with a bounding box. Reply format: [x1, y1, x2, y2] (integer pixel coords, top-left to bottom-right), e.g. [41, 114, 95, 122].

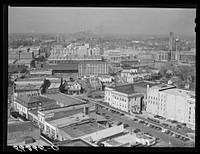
[84, 105, 89, 115]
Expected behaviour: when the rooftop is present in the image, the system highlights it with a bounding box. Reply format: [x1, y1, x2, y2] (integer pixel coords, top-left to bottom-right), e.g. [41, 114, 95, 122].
[164, 88, 196, 98]
[16, 77, 44, 82]
[29, 108, 38, 116]
[112, 84, 141, 95]
[43, 63, 78, 71]
[60, 139, 92, 147]
[79, 61, 108, 64]
[45, 107, 84, 122]
[14, 59, 33, 64]
[59, 121, 105, 138]
[8, 121, 38, 133]
[37, 96, 59, 110]
[16, 94, 40, 104]
[49, 113, 91, 128]
[43, 93, 85, 107]
[151, 84, 176, 91]
[15, 84, 42, 91]
[133, 81, 160, 88]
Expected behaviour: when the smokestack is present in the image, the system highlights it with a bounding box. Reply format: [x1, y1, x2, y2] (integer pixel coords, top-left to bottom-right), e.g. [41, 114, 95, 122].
[84, 105, 89, 115]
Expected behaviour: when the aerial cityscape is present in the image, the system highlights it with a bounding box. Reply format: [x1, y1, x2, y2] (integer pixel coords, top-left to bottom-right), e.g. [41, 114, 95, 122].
[7, 7, 196, 149]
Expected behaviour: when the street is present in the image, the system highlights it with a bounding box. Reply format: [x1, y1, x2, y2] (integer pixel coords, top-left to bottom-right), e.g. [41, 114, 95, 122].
[97, 107, 191, 147]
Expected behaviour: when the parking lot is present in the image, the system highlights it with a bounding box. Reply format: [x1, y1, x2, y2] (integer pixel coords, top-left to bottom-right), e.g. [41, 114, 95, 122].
[96, 107, 194, 147]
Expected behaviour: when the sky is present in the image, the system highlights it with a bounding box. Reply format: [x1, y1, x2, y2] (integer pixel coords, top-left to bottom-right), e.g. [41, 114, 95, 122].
[8, 7, 196, 37]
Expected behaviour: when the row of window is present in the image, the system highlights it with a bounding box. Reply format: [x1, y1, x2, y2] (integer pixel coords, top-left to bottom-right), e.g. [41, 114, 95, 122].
[110, 102, 127, 109]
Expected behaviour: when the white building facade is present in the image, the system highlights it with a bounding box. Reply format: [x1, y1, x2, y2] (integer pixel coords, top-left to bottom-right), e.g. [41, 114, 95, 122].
[104, 87, 143, 114]
[146, 85, 195, 129]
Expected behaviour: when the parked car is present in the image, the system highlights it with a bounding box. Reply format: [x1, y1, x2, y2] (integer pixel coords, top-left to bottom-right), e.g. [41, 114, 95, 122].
[133, 118, 138, 121]
[117, 122, 123, 125]
[155, 127, 162, 131]
[144, 132, 153, 137]
[120, 113, 125, 116]
[183, 138, 190, 142]
[133, 128, 141, 133]
[154, 115, 160, 118]
[124, 123, 129, 128]
[139, 120, 145, 124]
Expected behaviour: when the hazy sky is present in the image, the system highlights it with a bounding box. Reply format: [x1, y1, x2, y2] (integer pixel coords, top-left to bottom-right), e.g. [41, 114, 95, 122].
[8, 7, 196, 36]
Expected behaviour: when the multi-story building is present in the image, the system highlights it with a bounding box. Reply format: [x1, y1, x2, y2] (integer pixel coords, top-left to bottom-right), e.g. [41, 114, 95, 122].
[146, 84, 195, 129]
[78, 61, 109, 77]
[104, 85, 143, 114]
[154, 51, 170, 62]
[14, 94, 41, 119]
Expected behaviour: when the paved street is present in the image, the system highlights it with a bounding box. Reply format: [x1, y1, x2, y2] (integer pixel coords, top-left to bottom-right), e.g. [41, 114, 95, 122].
[97, 108, 192, 147]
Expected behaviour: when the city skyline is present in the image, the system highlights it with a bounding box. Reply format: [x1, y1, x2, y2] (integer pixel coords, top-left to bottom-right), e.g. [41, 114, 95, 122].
[9, 7, 196, 37]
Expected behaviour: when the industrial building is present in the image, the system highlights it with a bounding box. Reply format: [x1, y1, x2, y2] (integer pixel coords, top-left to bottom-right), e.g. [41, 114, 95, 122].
[78, 61, 109, 77]
[146, 84, 195, 130]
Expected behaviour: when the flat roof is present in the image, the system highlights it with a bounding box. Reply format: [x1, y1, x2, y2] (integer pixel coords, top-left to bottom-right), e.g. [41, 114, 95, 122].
[49, 113, 91, 128]
[164, 88, 195, 98]
[151, 84, 176, 91]
[112, 84, 141, 95]
[45, 108, 84, 122]
[44, 93, 85, 106]
[105, 140, 122, 146]
[114, 134, 136, 144]
[37, 95, 60, 109]
[133, 81, 160, 88]
[79, 61, 107, 64]
[8, 121, 38, 133]
[29, 108, 38, 116]
[61, 139, 92, 147]
[59, 121, 105, 138]
[43, 63, 78, 71]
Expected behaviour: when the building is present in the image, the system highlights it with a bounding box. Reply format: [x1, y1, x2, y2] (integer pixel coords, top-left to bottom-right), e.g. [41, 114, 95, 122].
[14, 59, 35, 68]
[14, 94, 41, 119]
[89, 77, 102, 91]
[78, 61, 109, 77]
[178, 51, 196, 64]
[101, 133, 137, 147]
[169, 32, 176, 61]
[80, 124, 125, 146]
[14, 84, 42, 98]
[7, 121, 40, 145]
[8, 63, 27, 74]
[137, 52, 155, 66]
[29, 69, 53, 77]
[131, 81, 160, 111]
[37, 104, 95, 141]
[87, 47, 101, 56]
[146, 84, 195, 129]
[14, 78, 44, 97]
[42, 63, 78, 74]
[154, 51, 170, 62]
[65, 80, 82, 95]
[44, 77, 61, 94]
[43, 92, 86, 107]
[104, 85, 143, 114]
[19, 51, 34, 60]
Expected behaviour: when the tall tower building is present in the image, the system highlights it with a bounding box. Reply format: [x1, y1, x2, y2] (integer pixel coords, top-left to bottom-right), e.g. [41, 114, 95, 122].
[169, 32, 175, 61]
